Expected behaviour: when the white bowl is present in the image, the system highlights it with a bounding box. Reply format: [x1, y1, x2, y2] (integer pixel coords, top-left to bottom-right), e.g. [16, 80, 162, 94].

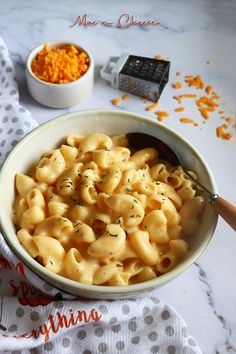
[0, 110, 218, 299]
[26, 41, 94, 108]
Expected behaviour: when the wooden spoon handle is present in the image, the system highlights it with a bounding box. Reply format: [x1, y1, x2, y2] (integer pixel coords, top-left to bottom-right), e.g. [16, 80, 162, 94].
[213, 197, 236, 231]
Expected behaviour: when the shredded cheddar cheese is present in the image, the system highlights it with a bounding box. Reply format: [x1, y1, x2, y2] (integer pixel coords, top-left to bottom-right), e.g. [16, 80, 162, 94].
[205, 86, 213, 95]
[174, 107, 185, 112]
[225, 117, 234, 124]
[179, 94, 198, 99]
[31, 44, 89, 84]
[172, 82, 183, 89]
[108, 61, 233, 141]
[146, 103, 158, 111]
[198, 107, 210, 120]
[122, 94, 129, 100]
[211, 94, 220, 100]
[179, 118, 195, 124]
[216, 125, 233, 140]
[155, 55, 166, 60]
[112, 98, 121, 106]
[185, 75, 205, 89]
[156, 111, 169, 117]
[173, 94, 198, 103]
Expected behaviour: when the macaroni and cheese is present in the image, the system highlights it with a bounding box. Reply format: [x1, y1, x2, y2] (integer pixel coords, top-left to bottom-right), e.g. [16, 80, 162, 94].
[13, 133, 204, 286]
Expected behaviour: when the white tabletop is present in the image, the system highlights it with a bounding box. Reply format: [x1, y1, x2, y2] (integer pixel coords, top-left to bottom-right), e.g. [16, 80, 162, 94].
[1, 0, 236, 353]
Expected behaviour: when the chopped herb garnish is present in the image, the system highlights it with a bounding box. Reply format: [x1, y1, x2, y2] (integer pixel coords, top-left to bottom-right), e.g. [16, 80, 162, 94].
[109, 233, 118, 237]
[133, 199, 138, 204]
[131, 205, 134, 209]
[116, 264, 122, 268]
[73, 221, 82, 227]
[65, 183, 73, 188]
[130, 215, 135, 218]
[126, 188, 134, 193]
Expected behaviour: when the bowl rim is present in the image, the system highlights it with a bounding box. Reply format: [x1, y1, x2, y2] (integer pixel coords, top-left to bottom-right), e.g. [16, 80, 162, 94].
[26, 40, 94, 87]
[0, 109, 218, 295]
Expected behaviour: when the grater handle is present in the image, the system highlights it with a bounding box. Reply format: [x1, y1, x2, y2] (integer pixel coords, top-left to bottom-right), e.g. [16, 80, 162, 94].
[100, 56, 119, 82]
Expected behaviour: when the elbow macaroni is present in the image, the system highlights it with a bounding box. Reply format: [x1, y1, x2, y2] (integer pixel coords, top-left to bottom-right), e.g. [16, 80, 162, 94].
[14, 133, 205, 286]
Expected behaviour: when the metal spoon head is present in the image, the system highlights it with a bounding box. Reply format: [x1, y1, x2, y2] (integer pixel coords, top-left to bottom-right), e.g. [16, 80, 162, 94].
[126, 132, 213, 198]
[126, 132, 180, 166]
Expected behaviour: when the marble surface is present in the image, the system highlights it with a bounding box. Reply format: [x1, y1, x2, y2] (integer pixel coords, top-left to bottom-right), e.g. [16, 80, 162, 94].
[0, 0, 236, 353]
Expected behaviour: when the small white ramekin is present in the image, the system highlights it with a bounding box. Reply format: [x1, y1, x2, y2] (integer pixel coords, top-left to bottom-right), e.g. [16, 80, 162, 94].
[26, 41, 94, 108]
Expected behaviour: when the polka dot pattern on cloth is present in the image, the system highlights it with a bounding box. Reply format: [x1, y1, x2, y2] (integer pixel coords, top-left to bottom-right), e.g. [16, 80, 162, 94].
[16, 307, 24, 318]
[0, 37, 38, 167]
[30, 311, 39, 321]
[62, 338, 70, 348]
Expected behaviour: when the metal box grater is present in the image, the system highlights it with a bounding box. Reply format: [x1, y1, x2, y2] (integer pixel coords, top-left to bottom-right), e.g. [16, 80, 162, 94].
[100, 53, 170, 102]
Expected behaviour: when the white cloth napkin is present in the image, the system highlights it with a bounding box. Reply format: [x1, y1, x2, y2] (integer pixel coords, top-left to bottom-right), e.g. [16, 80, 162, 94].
[0, 37, 202, 354]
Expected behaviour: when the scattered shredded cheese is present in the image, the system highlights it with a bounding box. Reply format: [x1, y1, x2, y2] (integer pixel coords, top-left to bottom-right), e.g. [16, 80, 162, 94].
[185, 75, 205, 89]
[216, 125, 233, 140]
[156, 111, 169, 117]
[31, 44, 89, 84]
[205, 86, 213, 95]
[198, 107, 210, 120]
[122, 94, 129, 100]
[179, 94, 198, 99]
[172, 82, 183, 89]
[173, 95, 182, 102]
[179, 118, 195, 124]
[173, 93, 198, 103]
[146, 102, 158, 111]
[225, 117, 234, 124]
[155, 55, 167, 60]
[174, 107, 185, 112]
[108, 59, 233, 141]
[112, 98, 121, 106]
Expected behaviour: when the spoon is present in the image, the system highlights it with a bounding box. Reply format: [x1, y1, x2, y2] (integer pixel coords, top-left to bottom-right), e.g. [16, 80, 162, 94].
[126, 132, 236, 231]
